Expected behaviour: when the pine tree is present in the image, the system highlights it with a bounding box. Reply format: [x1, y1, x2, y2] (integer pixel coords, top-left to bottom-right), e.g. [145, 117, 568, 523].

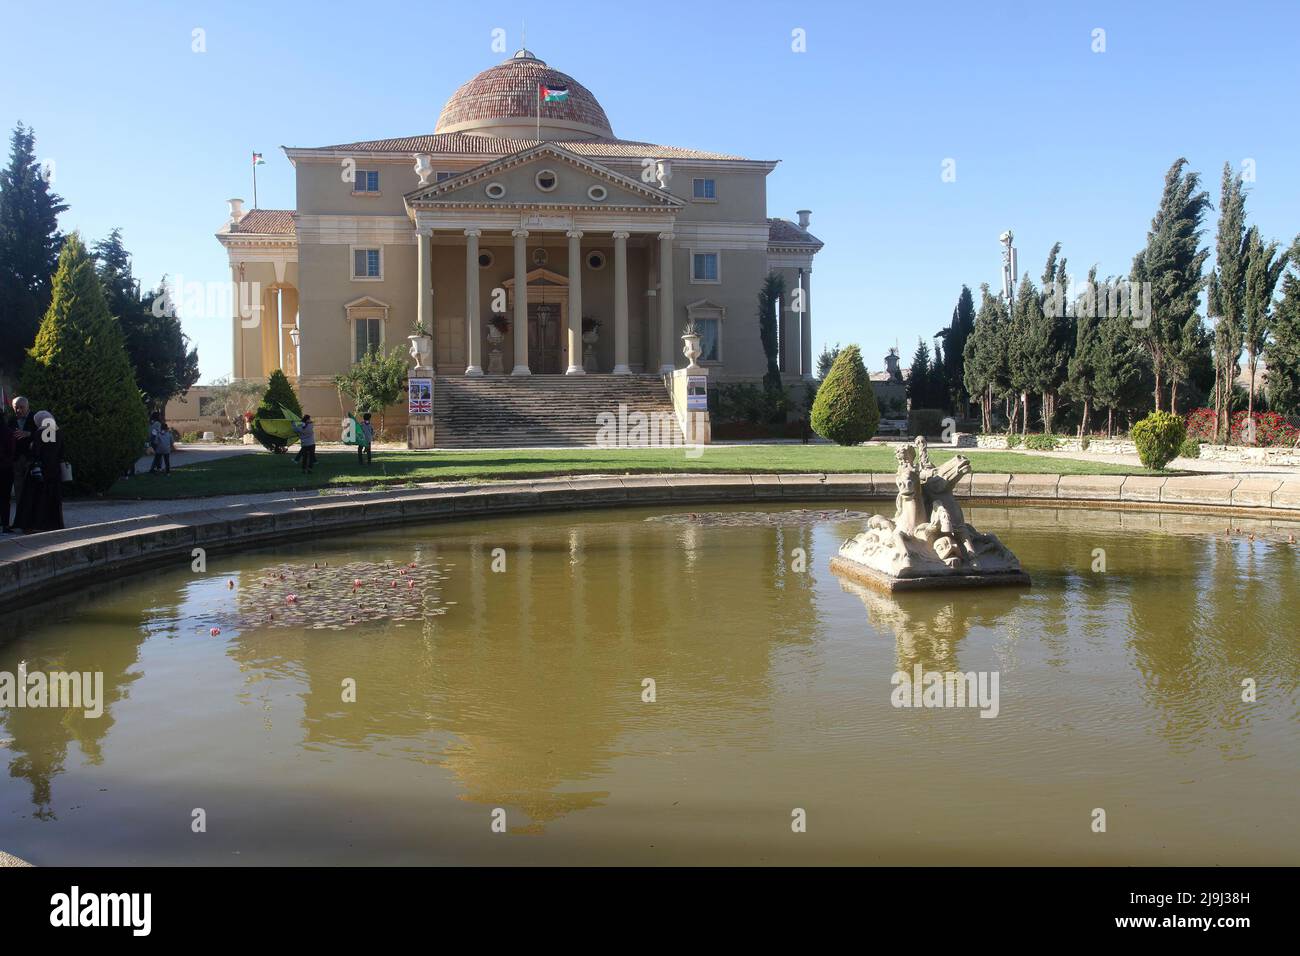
[1008, 271, 1066, 434]
[1092, 308, 1145, 437]
[907, 339, 932, 408]
[0, 123, 68, 378]
[1131, 158, 1211, 411]
[1266, 266, 1300, 414]
[816, 342, 841, 381]
[18, 234, 148, 492]
[1064, 267, 1102, 436]
[93, 230, 199, 408]
[1207, 163, 1249, 441]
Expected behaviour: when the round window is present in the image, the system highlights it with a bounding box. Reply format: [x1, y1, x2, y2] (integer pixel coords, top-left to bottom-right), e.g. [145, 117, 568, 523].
[477, 250, 494, 269]
[587, 184, 608, 202]
[532, 248, 548, 266]
[484, 182, 506, 199]
[586, 251, 607, 271]
[535, 169, 558, 192]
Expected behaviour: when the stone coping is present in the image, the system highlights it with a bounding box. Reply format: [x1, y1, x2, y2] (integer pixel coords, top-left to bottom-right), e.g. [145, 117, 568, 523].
[3, 472, 1299, 604]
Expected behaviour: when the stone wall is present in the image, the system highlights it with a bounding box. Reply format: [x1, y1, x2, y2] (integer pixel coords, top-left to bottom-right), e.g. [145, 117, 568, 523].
[973, 433, 1300, 465]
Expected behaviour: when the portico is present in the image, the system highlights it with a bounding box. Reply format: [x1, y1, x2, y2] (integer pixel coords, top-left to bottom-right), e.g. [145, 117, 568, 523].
[407, 142, 682, 377]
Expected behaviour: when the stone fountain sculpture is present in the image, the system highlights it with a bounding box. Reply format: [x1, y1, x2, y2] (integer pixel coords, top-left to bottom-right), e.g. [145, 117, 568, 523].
[830, 437, 1029, 592]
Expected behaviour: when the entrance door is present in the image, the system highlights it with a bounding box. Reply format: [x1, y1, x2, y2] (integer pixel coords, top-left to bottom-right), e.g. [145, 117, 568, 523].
[528, 302, 564, 374]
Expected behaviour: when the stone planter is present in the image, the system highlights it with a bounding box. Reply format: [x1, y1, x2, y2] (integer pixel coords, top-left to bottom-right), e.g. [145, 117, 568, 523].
[407, 333, 433, 369]
[681, 331, 702, 369]
[582, 328, 599, 373]
[486, 324, 506, 374]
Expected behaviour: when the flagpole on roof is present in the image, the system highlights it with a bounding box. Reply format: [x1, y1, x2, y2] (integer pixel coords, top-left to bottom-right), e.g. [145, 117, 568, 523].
[252, 152, 258, 209]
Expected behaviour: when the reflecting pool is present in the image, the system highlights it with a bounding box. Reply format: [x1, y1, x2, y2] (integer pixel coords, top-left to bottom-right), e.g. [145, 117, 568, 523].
[2, 504, 1298, 864]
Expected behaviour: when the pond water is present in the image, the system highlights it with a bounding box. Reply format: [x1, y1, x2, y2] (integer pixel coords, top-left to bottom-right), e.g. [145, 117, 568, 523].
[2, 504, 1298, 865]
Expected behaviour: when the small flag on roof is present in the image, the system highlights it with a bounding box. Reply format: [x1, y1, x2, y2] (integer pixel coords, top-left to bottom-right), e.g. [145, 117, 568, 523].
[252, 151, 265, 166]
[540, 84, 569, 103]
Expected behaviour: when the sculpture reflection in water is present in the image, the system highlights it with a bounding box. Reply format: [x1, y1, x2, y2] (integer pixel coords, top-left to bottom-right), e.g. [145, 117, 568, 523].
[832, 437, 1029, 591]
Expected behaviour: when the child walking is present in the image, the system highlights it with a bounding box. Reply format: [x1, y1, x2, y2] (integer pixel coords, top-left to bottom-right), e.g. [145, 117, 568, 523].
[358, 413, 374, 465]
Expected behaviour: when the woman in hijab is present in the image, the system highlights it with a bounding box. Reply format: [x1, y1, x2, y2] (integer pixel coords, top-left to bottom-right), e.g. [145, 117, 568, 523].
[13, 410, 65, 533]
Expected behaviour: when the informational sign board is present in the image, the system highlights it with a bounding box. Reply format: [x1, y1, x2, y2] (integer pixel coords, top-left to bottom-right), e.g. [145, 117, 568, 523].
[408, 377, 433, 415]
[686, 376, 708, 411]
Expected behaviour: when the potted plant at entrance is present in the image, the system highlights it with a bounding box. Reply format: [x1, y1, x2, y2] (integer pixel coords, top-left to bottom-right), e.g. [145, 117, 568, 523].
[408, 317, 433, 368]
[681, 321, 703, 369]
[487, 314, 510, 374]
[581, 317, 601, 372]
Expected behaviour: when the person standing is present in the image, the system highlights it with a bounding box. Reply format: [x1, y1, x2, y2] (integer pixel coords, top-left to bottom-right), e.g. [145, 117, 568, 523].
[293, 414, 316, 473]
[11, 396, 35, 515]
[155, 420, 174, 475]
[14, 410, 64, 533]
[358, 413, 374, 465]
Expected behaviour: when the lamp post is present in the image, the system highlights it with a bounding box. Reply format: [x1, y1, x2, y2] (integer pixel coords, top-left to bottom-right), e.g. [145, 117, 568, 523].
[288, 324, 301, 378]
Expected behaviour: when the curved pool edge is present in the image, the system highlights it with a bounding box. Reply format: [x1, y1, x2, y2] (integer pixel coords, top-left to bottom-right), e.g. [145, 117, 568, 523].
[1, 471, 1297, 604]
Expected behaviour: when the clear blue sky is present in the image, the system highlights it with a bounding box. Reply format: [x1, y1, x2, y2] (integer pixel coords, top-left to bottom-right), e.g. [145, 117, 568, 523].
[4, 0, 1298, 381]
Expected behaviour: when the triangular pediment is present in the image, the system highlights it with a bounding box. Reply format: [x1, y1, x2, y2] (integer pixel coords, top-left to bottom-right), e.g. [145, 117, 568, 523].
[406, 143, 683, 210]
[502, 268, 569, 289]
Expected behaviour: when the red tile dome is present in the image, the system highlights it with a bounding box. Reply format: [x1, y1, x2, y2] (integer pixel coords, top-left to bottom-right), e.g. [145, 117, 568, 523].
[435, 50, 614, 141]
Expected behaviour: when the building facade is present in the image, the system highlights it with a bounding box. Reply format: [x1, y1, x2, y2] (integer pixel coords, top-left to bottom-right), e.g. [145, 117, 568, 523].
[216, 49, 822, 439]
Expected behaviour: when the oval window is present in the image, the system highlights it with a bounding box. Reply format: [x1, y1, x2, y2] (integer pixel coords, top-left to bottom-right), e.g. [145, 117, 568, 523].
[587, 184, 608, 202]
[485, 182, 506, 199]
[535, 169, 558, 192]
[586, 251, 607, 271]
[478, 250, 494, 269]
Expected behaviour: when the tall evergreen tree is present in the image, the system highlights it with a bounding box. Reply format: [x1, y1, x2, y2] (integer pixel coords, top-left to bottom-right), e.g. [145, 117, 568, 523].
[92, 230, 199, 408]
[930, 339, 950, 411]
[0, 123, 68, 378]
[963, 284, 1010, 433]
[1241, 226, 1291, 424]
[936, 284, 975, 411]
[1131, 158, 1211, 411]
[1008, 271, 1066, 434]
[1092, 306, 1146, 437]
[1207, 163, 1249, 441]
[907, 339, 932, 408]
[18, 234, 148, 492]
[1064, 266, 1102, 435]
[757, 272, 786, 392]
[1266, 265, 1300, 415]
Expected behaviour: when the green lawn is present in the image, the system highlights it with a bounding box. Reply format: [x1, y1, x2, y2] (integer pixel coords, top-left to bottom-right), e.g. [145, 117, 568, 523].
[101, 444, 1157, 500]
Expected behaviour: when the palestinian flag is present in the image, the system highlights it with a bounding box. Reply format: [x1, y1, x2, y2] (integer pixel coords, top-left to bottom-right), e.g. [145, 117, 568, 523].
[540, 84, 569, 103]
[252, 151, 265, 166]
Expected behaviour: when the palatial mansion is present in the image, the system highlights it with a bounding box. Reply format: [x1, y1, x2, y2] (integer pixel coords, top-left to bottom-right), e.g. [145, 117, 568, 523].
[215, 49, 822, 445]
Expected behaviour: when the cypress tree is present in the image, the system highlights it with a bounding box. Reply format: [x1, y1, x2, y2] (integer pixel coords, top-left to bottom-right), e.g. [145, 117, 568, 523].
[18, 234, 148, 493]
[963, 284, 1009, 433]
[1266, 267, 1300, 414]
[809, 344, 879, 445]
[1131, 158, 1211, 411]
[0, 123, 68, 378]
[936, 284, 975, 411]
[1207, 163, 1248, 441]
[757, 272, 786, 392]
[1241, 227, 1291, 423]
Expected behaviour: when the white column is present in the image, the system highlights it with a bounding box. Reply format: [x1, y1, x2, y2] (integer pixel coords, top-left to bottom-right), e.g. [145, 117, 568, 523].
[512, 229, 530, 375]
[565, 229, 584, 374]
[417, 230, 433, 359]
[612, 231, 630, 375]
[800, 268, 813, 380]
[658, 231, 675, 374]
[464, 229, 483, 376]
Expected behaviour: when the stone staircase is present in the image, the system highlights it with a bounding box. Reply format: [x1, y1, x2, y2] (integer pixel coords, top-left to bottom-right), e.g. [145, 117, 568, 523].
[432, 374, 684, 448]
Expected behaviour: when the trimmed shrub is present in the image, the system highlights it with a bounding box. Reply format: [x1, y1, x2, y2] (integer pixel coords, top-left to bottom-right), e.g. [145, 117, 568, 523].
[810, 344, 879, 445]
[1179, 437, 1201, 459]
[1024, 433, 1060, 451]
[1006, 433, 1022, 449]
[1080, 435, 1091, 451]
[252, 369, 303, 451]
[19, 234, 149, 493]
[908, 407, 946, 438]
[1131, 411, 1187, 470]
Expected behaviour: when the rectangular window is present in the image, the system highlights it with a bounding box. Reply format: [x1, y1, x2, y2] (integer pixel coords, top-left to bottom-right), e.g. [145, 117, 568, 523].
[354, 318, 382, 361]
[353, 248, 381, 278]
[692, 178, 716, 200]
[355, 169, 380, 192]
[696, 318, 721, 362]
[435, 171, 456, 182]
[692, 252, 719, 282]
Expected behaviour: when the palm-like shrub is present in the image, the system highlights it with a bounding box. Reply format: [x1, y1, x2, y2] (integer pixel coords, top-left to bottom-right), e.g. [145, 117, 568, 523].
[810, 344, 879, 445]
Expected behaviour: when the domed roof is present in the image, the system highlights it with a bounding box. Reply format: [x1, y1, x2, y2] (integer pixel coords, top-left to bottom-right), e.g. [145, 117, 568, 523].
[435, 50, 614, 141]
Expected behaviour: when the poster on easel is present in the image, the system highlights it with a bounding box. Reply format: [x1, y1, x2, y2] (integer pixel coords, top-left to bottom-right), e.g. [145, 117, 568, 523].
[408, 378, 433, 415]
